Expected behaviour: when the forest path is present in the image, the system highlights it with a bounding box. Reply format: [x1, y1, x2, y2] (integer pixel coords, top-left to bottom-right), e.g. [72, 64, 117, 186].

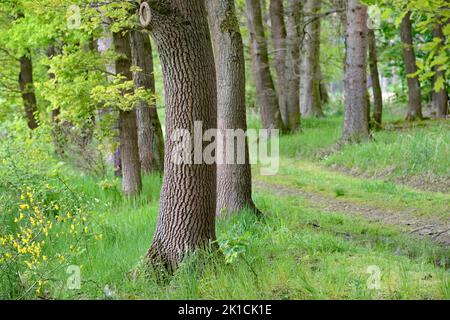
[253, 161, 450, 247]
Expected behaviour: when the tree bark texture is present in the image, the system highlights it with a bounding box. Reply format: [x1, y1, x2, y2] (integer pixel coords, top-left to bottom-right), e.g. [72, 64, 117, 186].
[19, 55, 39, 130]
[207, 0, 259, 217]
[246, 0, 283, 130]
[342, 0, 369, 142]
[400, 11, 423, 121]
[431, 23, 448, 118]
[300, 0, 324, 117]
[141, 0, 217, 271]
[269, 0, 288, 127]
[113, 31, 142, 196]
[129, 30, 165, 174]
[284, 0, 302, 132]
[368, 28, 383, 129]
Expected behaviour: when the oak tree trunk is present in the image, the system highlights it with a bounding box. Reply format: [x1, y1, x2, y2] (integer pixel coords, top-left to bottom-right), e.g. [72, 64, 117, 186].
[129, 30, 165, 174]
[19, 55, 39, 130]
[400, 11, 423, 121]
[113, 32, 142, 196]
[141, 0, 217, 271]
[431, 23, 448, 118]
[342, 0, 369, 142]
[368, 28, 383, 129]
[207, 0, 259, 217]
[246, 0, 283, 130]
[300, 0, 324, 117]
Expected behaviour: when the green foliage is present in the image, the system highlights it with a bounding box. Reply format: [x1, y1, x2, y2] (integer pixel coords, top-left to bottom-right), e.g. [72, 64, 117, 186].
[0, 120, 101, 299]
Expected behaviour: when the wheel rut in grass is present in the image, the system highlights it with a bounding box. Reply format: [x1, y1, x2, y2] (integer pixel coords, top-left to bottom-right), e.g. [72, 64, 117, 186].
[254, 180, 450, 247]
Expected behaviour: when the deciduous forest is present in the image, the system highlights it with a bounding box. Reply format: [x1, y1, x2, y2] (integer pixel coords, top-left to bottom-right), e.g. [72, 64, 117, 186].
[0, 0, 449, 301]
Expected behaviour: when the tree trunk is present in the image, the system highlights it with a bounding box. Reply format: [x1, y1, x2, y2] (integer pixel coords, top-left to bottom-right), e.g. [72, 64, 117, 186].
[19, 55, 39, 130]
[342, 0, 369, 142]
[432, 23, 448, 118]
[141, 0, 217, 271]
[368, 28, 383, 129]
[269, 0, 288, 128]
[207, 0, 259, 217]
[97, 31, 122, 177]
[113, 32, 142, 196]
[300, 0, 324, 117]
[246, 0, 283, 130]
[129, 30, 165, 174]
[400, 11, 423, 121]
[284, 0, 302, 132]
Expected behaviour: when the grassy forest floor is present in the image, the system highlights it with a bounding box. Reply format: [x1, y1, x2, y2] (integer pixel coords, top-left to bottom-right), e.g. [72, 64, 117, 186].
[1, 113, 449, 300]
[51, 114, 449, 300]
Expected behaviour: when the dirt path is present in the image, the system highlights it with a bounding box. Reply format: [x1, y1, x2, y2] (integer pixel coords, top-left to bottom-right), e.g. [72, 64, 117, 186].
[254, 180, 450, 247]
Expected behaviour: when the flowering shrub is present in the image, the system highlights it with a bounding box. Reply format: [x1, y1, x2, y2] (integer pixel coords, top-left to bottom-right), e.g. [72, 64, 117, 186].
[0, 122, 101, 299]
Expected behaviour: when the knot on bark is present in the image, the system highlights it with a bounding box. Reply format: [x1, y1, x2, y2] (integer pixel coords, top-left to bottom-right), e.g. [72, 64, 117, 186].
[139, 2, 152, 27]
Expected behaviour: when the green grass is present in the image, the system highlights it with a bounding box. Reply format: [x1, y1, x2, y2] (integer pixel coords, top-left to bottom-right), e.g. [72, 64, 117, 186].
[44, 181, 448, 300]
[257, 159, 450, 219]
[1, 110, 449, 300]
[325, 120, 450, 178]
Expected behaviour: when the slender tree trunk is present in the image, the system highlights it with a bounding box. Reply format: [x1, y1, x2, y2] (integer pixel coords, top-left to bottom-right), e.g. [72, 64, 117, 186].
[97, 30, 122, 177]
[246, 0, 283, 130]
[46, 44, 65, 155]
[269, 0, 288, 127]
[400, 11, 423, 121]
[284, 0, 302, 131]
[319, 72, 330, 104]
[300, 0, 324, 117]
[141, 0, 217, 271]
[432, 23, 448, 118]
[113, 32, 142, 196]
[368, 28, 383, 129]
[342, 0, 369, 142]
[129, 30, 165, 174]
[207, 0, 259, 217]
[19, 55, 39, 130]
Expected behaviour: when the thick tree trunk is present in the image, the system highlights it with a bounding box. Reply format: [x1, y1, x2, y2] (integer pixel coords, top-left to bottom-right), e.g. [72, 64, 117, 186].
[141, 0, 217, 271]
[129, 30, 165, 174]
[342, 0, 369, 142]
[207, 0, 259, 217]
[432, 23, 448, 118]
[246, 0, 283, 130]
[269, 0, 288, 127]
[368, 28, 383, 129]
[19, 55, 39, 130]
[284, 0, 302, 132]
[113, 32, 142, 196]
[300, 0, 324, 117]
[400, 11, 423, 121]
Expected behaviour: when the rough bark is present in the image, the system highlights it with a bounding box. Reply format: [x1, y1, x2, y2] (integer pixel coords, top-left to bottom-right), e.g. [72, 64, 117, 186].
[400, 11, 423, 121]
[98, 32, 122, 177]
[113, 31, 142, 196]
[141, 0, 217, 271]
[19, 55, 39, 130]
[129, 30, 165, 174]
[284, 0, 302, 132]
[300, 0, 324, 117]
[246, 0, 283, 130]
[206, 0, 259, 217]
[431, 23, 448, 118]
[269, 0, 288, 127]
[342, 0, 369, 142]
[368, 28, 383, 129]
